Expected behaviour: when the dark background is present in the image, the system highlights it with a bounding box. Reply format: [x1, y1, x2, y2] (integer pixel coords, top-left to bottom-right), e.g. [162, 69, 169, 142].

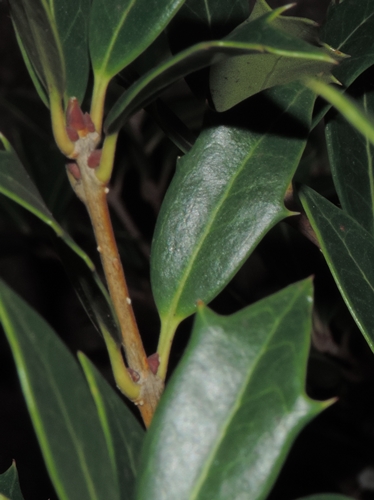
[2, 1, 374, 499]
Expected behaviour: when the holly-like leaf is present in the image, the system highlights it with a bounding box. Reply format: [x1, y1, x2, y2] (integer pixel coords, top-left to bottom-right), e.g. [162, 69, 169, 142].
[0, 464, 24, 500]
[10, 0, 90, 104]
[210, 1, 343, 112]
[79, 353, 144, 500]
[299, 185, 374, 353]
[0, 280, 120, 500]
[89, 0, 186, 81]
[325, 70, 374, 235]
[137, 279, 326, 500]
[151, 83, 315, 372]
[105, 9, 334, 133]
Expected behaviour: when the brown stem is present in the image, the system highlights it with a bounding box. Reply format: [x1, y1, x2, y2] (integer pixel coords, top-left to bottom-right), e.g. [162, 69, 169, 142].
[74, 133, 163, 427]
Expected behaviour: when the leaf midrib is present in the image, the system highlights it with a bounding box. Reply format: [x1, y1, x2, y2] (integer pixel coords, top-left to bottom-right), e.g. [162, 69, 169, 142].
[96, 0, 137, 76]
[189, 288, 302, 499]
[163, 86, 306, 321]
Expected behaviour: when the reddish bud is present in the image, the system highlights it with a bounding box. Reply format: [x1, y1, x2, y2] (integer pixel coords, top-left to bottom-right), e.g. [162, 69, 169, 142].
[66, 162, 81, 180]
[66, 126, 79, 142]
[87, 149, 102, 168]
[147, 353, 160, 375]
[84, 112, 96, 133]
[66, 97, 85, 131]
[128, 368, 140, 382]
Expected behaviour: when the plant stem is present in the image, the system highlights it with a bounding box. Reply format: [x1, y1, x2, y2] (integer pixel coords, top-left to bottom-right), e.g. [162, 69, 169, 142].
[75, 134, 163, 427]
[90, 74, 110, 136]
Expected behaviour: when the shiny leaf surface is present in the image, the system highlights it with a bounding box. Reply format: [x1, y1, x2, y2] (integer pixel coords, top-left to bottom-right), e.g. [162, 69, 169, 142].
[89, 0, 186, 79]
[105, 10, 334, 133]
[137, 280, 325, 500]
[79, 353, 144, 500]
[151, 83, 315, 325]
[299, 186, 374, 352]
[0, 280, 120, 500]
[0, 464, 24, 500]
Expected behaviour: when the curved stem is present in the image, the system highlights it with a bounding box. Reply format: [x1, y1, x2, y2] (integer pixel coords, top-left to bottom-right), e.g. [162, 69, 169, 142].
[96, 132, 118, 183]
[157, 316, 181, 382]
[49, 88, 75, 157]
[90, 73, 110, 137]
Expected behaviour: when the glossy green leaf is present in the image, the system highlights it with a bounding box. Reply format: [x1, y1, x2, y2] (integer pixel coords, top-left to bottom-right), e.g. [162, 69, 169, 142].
[0, 464, 24, 500]
[299, 186, 374, 352]
[0, 280, 120, 500]
[209, 1, 342, 112]
[313, 0, 374, 125]
[325, 72, 374, 235]
[79, 353, 144, 500]
[151, 83, 315, 327]
[10, 0, 90, 104]
[0, 138, 119, 343]
[105, 10, 334, 133]
[297, 496, 353, 500]
[89, 0, 186, 80]
[137, 279, 326, 500]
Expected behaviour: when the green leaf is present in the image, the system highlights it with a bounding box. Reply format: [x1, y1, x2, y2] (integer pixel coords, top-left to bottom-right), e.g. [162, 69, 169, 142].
[89, 0, 186, 80]
[0, 464, 24, 500]
[209, 2, 342, 112]
[54, 238, 121, 343]
[151, 83, 315, 335]
[105, 10, 335, 133]
[0, 141, 92, 269]
[314, 0, 374, 125]
[299, 185, 374, 353]
[10, 0, 90, 103]
[325, 71, 374, 235]
[0, 280, 120, 500]
[79, 353, 144, 500]
[0, 138, 119, 343]
[169, 0, 249, 41]
[137, 279, 326, 500]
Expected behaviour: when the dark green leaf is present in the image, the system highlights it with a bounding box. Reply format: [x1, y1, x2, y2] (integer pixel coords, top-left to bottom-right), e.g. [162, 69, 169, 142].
[325, 70, 374, 235]
[151, 83, 315, 325]
[105, 10, 334, 133]
[54, 238, 121, 343]
[314, 0, 374, 125]
[210, 1, 341, 112]
[10, 0, 90, 103]
[0, 463, 24, 500]
[54, 0, 90, 102]
[299, 185, 374, 352]
[0, 280, 120, 500]
[0, 143, 93, 270]
[0, 140, 119, 343]
[79, 353, 144, 500]
[170, 0, 249, 41]
[137, 280, 326, 500]
[89, 0, 186, 80]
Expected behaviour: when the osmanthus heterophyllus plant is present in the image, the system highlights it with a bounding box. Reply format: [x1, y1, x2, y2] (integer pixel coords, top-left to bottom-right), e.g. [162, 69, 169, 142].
[0, 0, 373, 498]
